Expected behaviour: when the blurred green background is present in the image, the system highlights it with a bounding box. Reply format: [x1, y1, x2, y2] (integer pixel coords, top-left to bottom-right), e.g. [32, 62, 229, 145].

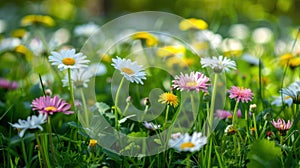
[0, 0, 299, 27]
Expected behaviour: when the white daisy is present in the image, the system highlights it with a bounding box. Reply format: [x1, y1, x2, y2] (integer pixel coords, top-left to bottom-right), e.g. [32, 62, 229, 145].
[112, 56, 146, 84]
[200, 55, 236, 73]
[0, 38, 21, 52]
[74, 22, 99, 37]
[271, 94, 293, 107]
[9, 113, 47, 137]
[169, 132, 207, 152]
[62, 68, 93, 88]
[48, 49, 90, 71]
[281, 81, 300, 104]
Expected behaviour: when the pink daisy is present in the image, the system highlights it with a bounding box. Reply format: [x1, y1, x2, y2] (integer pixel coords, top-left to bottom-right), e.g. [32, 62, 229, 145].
[31, 95, 74, 116]
[228, 86, 253, 103]
[272, 118, 292, 131]
[172, 71, 210, 92]
[0, 78, 18, 90]
[215, 109, 242, 119]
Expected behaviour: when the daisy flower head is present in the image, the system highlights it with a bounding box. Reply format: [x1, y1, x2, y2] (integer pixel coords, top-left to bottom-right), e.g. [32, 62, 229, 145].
[158, 92, 179, 107]
[215, 109, 242, 120]
[281, 81, 300, 104]
[272, 118, 292, 131]
[62, 68, 93, 88]
[31, 95, 74, 116]
[48, 49, 90, 71]
[271, 94, 293, 107]
[9, 113, 47, 137]
[112, 56, 146, 84]
[172, 71, 210, 92]
[201, 55, 236, 73]
[169, 132, 207, 152]
[228, 86, 253, 103]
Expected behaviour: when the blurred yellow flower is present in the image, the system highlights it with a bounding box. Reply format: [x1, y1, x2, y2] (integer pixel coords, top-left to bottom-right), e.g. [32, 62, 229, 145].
[179, 18, 208, 31]
[14, 45, 33, 61]
[156, 45, 186, 57]
[158, 92, 179, 107]
[21, 15, 55, 27]
[11, 29, 27, 38]
[279, 53, 300, 68]
[131, 32, 158, 47]
[89, 139, 98, 147]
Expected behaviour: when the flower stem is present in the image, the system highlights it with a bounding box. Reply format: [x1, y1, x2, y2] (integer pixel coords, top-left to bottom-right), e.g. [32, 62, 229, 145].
[80, 88, 89, 127]
[252, 113, 258, 139]
[164, 105, 170, 130]
[21, 138, 29, 167]
[67, 68, 75, 111]
[114, 77, 125, 130]
[232, 101, 239, 126]
[208, 74, 218, 136]
[35, 133, 48, 168]
[186, 153, 191, 168]
[47, 117, 56, 167]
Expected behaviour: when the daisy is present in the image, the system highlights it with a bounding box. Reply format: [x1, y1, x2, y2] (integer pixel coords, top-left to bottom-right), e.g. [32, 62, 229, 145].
[9, 113, 47, 137]
[31, 95, 74, 116]
[215, 109, 242, 119]
[172, 71, 210, 92]
[158, 92, 179, 107]
[62, 68, 93, 88]
[169, 132, 207, 152]
[48, 49, 90, 71]
[200, 56, 236, 73]
[228, 86, 253, 103]
[272, 118, 292, 131]
[271, 94, 293, 107]
[281, 81, 300, 104]
[143, 121, 161, 131]
[112, 56, 146, 84]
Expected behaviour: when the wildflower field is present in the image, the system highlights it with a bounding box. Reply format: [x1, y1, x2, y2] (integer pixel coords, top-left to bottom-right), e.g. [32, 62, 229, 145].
[1, 0, 300, 167]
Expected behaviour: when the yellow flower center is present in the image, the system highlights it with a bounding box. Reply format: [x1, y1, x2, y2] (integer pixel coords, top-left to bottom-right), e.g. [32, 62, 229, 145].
[45, 106, 57, 111]
[180, 142, 195, 149]
[186, 81, 198, 87]
[62, 57, 76, 65]
[285, 96, 291, 100]
[280, 124, 284, 129]
[121, 67, 134, 75]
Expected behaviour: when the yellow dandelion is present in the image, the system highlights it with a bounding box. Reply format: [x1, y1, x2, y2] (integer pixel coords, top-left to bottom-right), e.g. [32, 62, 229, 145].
[179, 18, 208, 31]
[279, 53, 300, 68]
[158, 92, 179, 107]
[21, 15, 55, 27]
[89, 139, 98, 147]
[131, 31, 158, 47]
[11, 29, 27, 38]
[156, 45, 186, 57]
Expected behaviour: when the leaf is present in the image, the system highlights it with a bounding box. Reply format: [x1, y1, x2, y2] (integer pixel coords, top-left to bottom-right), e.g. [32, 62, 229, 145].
[118, 114, 136, 124]
[96, 102, 110, 115]
[247, 139, 282, 168]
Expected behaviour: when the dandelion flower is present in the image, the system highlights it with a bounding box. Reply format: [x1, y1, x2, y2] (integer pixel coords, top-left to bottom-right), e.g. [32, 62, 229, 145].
[172, 71, 210, 92]
[48, 49, 90, 71]
[112, 56, 146, 84]
[62, 68, 93, 88]
[89, 139, 98, 147]
[272, 118, 292, 131]
[179, 18, 208, 31]
[131, 31, 158, 47]
[158, 92, 179, 107]
[228, 86, 253, 103]
[31, 95, 74, 116]
[21, 14, 55, 27]
[9, 113, 47, 137]
[281, 81, 300, 104]
[201, 56, 236, 73]
[169, 132, 207, 152]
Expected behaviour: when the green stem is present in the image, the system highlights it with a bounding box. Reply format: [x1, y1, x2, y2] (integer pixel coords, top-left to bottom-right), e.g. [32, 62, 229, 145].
[35, 133, 48, 168]
[232, 101, 239, 126]
[252, 113, 258, 139]
[67, 68, 75, 111]
[21, 138, 29, 167]
[186, 153, 191, 168]
[47, 117, 56, 167]
[208, 74, 218, 136]
[80, 88, 89, 127]
[164, 105, 170, 131]
[115, 77, 125, 108]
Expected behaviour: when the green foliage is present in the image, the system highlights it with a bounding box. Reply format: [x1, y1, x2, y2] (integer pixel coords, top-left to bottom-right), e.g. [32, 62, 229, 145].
[247, 139, 282, 168]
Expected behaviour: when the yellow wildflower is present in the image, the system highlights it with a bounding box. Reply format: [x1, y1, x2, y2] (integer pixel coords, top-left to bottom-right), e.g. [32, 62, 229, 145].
[179, 18, 208, 31]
